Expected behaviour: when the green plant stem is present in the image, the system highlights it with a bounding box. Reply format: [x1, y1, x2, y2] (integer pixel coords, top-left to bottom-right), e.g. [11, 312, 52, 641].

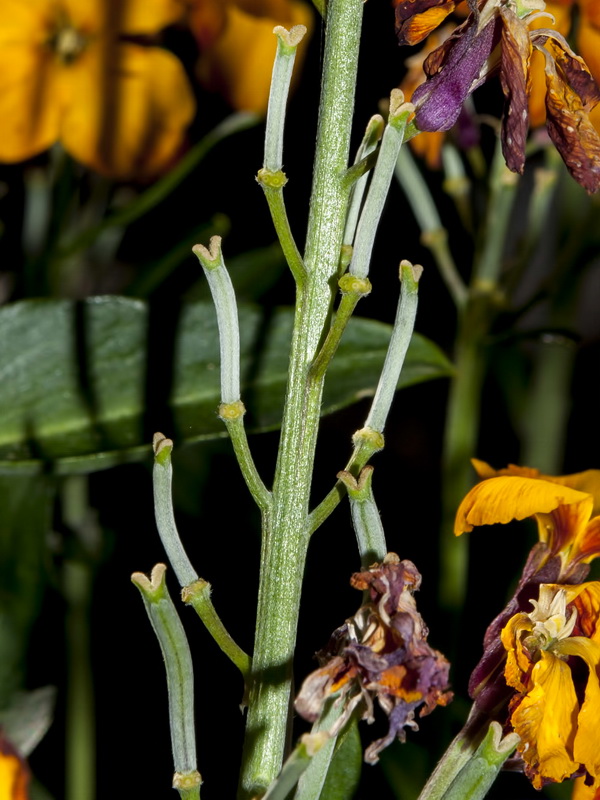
[64, 560, 95, 800]
[338, 466, 387, 564]
[416, 714, 518, 800]
[238, 1, 364, 795]
[258, 178, 307, 285]
[395, 147, 467, 308]
[440, 144, 519, 614]
[309, 274, 371, 381]
[182, 579, 252, 681]
[223, 415, 273, 513]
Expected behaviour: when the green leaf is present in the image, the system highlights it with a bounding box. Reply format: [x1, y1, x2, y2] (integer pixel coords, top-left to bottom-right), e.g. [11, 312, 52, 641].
[319, 720, 362, 800]
[0, 298, 452, 475]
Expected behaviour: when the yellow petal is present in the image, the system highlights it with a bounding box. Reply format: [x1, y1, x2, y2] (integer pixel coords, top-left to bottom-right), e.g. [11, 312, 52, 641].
[0, 736, 29, 800]
[196, 0, 313, 113]
[510, 650, 579, 787]
[556, 636, 600, 780]
[454, 475, 590, 535]
[117, 0, 186, 34]
[562, 582, 600, 642]
[59, 43, 195, 179]
[501, 612, 534, 693]
[0, 43, 61, 162]
[572, 776, 600, 800]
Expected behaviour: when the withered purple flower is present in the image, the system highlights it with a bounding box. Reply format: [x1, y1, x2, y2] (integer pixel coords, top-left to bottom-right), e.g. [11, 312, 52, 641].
[406, 0, 600, 192]
[294, 554, 452, 763]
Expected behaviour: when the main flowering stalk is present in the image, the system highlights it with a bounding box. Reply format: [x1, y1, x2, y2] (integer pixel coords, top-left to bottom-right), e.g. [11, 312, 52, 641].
[238, 1, 364, 796]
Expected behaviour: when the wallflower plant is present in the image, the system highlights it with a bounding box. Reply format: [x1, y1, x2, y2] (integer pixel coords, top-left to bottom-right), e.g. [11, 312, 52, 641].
[3, 0, 600, 798]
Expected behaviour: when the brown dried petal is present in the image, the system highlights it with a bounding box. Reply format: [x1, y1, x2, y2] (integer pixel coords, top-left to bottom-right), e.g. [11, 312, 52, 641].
[499, 7, 532, 174]
[541, 34, 600, 110]
[544, 54, 600, 193]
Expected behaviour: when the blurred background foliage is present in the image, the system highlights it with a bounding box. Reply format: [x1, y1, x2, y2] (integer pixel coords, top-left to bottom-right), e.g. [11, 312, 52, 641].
[1, 1, 600, 799]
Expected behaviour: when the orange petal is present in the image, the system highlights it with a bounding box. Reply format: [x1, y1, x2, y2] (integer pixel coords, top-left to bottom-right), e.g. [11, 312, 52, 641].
[0, 735, 30, 800]
[556, 636, 600, 781]
[454, 475, 590, 535]
[59, 43, 195, 179]
[534, 495, 594, 559]
[397, 5, 456, 47]
[117, 0, 185, 34]
[572, 776, 600, 800]
[0, 42, 61, 162]
[196, 0, 313, 114]
[501, 612, 534, 693]
[563, 582, 600, 641]
[510, 650, 579, 787]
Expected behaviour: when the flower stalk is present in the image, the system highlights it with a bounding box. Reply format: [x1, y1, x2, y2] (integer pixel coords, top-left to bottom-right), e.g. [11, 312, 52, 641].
[338, 465, 387, 565]
[238, 0, 364, 795]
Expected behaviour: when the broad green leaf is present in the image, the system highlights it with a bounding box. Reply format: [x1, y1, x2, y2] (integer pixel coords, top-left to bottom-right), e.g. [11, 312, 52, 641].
[0, 298, 452, 475]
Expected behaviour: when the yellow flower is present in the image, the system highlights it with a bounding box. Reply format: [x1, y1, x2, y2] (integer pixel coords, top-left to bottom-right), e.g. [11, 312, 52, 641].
[455, 460, 600, 716]
[0, 732, 29, 800]
[501, 582, 600, 791]
[0, 0, 196, 179]
[188, 0, 313, 114]
[455, 460, 600, 580]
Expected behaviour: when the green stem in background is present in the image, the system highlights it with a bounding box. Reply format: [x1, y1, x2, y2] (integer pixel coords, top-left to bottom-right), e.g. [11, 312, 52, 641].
[132, 564, 201, 800]
[349, 91, 413, 279]
[520, 335, 575, 473]
[395, 147, 467, 308]
[338, 465, 387, 564]
[62, 474, 101, 800]
[309, 261, 421, 532]
[441, 144, 472, 232]
[343, 115, 384, 246]
[416, 713, 518, 800]
[64, 559, 95, 800]
[182, 578, 252, 682]
[57, 113, 258, 260]
[439, 143, 519, 614]
[239, 0, 364, 795]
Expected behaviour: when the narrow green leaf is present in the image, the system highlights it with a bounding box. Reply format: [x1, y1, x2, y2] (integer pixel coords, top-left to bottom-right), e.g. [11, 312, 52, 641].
[0, 298, 452, 474]
[319, 720, 361, 800]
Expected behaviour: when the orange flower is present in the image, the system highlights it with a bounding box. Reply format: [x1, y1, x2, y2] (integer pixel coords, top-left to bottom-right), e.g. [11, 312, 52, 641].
[501, 582, 600, 791]
[0, 732, 29, 800]
[455, 459, 600, 579]
[0, 0, 196, 179]
[188, 0, 313, 114]
[455, 460, 600, 714]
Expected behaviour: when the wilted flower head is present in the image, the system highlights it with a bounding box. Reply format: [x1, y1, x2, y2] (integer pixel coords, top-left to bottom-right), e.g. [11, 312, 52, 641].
[501, 581, 600, 792]
[295, 554, 452, 763]
[395, 0, 600, 191]
[454, 459, 600, 708]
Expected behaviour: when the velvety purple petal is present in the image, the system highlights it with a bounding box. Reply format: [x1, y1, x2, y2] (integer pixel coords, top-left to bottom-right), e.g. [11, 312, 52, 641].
[413, 17, 499, 132]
